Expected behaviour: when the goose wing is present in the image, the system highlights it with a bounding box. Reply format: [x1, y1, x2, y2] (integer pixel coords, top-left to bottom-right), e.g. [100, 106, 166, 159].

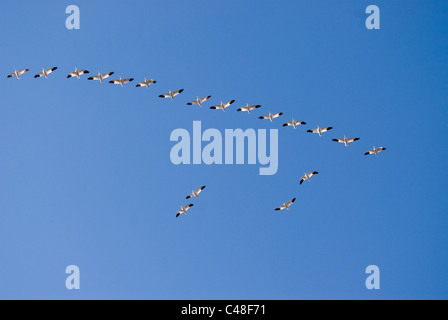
[259, 114, 271, 119]
[172, 89, 184, 96]
[195, 186, 206, 194]
[18, 69, 30, 75]
[332, 138, 345, 143]
[34, 71, 45, 78]
[307, 128, 319, 133]
[223, 100, 235, 108]
[283, 121, 293, 127]
[101, 72, 114, 79]
[286, 198, 296, 206]
[275, 204, 287, 211]
[159, 92, 171, 98]
[347, 137, 360, 143]
[272, 112, 283, 118]
[321, 127, 333, 133]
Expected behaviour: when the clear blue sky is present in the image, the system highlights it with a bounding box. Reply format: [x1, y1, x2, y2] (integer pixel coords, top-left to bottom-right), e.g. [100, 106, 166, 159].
[1, 0, 447, 299]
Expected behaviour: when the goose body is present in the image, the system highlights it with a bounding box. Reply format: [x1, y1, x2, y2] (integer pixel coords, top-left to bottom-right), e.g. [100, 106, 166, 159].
[87, 71, 114, 83]
[283, 118, 306, 129]
[67, 67, 89, 79]
[237, 103, 261, 114]
[187, 96, 212, 107]
[159, 89, 184, 99]
[210, 100, 235, 112]
[176, 204, 194, 218]
[275, 198, 296, 211]
[259, 111, 283, 122]
[332, 135, 360, 146]
[34, 66, 58, 78]
[7, 68, 30, 79]
[109, 75, 134, 87]
[186, 186, 206, 199]
[300, 171, 318, 185]
[307, 125, 333, 136]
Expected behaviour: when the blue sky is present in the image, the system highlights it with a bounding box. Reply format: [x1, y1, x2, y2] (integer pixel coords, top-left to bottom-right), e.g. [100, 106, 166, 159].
[1, 0, 447, 299]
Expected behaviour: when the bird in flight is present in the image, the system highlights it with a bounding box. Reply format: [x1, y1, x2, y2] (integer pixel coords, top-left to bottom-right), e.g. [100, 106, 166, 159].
[109, 75, 134, 87]
[307, 125, 333, 136]
[136, 77, 156, 88]
[34, 66, 58, 78]
[237, 103, 261, 114]
[300, 171, 319, 185]
[67, 67, 89, 79]
[275, 198, 296, 211]
[186, 186, 206, 199]
[187, 96, 212, 107]
[87, 71, 114, 83]
[210, 100, 235, 112]
[332, 135, 360, 146]
[159, 89, 184, 99]
[259, 111, 283, 122]
[364, 146, 386, 156]
[176, 204, 194, 218]
[7, 68, 30, 79]
[283, 118, 306, 129]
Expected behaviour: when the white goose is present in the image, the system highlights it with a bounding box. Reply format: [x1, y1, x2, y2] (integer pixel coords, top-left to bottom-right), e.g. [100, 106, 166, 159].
[87, 71, 114, 83]
[67, 67, 89, 79]
[34, 66, 58, 78]
[7, 68, 30, 79]
[259, 111, 283, 122]
[332, 135, 360, 146]
[186, 186, 206, 199]
[307, 125, 333, 136]
[187, 96, 212, 107]
[300, 171, 318, 185]
[283, 117, 306, 129]
[109, 75, 134, 87]
[275, 198, 296, 211]
[364, 146, 386, 156]
[176, 204, 194, 218]
[159, 89, 184, 99]
[237, 103, 261, 114]
[136, 77, 156, 88]
[210, 100, 235, 112]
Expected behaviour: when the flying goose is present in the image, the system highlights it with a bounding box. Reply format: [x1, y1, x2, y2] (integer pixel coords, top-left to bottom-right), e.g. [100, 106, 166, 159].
[300, 171, 318, 185]
[275, 198, 296, 211]
[34, 66, 58, 78]
[186, 186, 206, 199]
[109, 75, 134, 87]
[332, 135, 360, 146]
[364, 146, 386, 156]
[67, 67, 89, 79]
[176, 204, 194, 218]
[307, 125, 333, 136]
[187, 96, 212, 107]
[283, 118, 306, 129]
[159, 89, 184, 99]
[210, 100, 235, 112]
[87, 71, 114, 83]
[136, 77, 156, 88]
[237, 103, 261, 114]
[259, 111, 283, 122]
[7, 68, 30, 79]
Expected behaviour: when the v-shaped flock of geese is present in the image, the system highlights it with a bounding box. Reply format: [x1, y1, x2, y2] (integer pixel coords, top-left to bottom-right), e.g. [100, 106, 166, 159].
[6, 66, 387, 216]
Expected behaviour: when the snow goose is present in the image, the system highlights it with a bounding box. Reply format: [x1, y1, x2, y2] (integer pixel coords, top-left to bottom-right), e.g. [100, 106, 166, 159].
[159, 89, 184, 99]
[7, 68, 30, 79]
[364, 146, 386, 156]
[186, 186, 206, 199]
[237, 103, 261, 114]
[300, 171, 318, 185]
[136, 77, 156, 88]
[176, 204, 194, 218]
[307, 125, 333, 136]
[67, 67, 89, 79]
[87, 71, 114, 83]
[34, 66, 57, 78]
[210, 100, 235, 112]
[187, 96, 212, 107]
[332, 135, 360, 146]
[109, 75, 134, 87]
[283, 117, 306, 129]
[259, 111, 283, 122]
[275, 198, 296, 211]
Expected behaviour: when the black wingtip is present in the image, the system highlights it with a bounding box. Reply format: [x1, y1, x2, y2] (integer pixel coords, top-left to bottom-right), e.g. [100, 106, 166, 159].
[328, 127, 333, 130]
[158, 95, 165, 98]
[282, 123, 288, 127]
[291, 198, 296, 202]
[229, 100, 235, 104]
[258, 116, 264, 119]
[275, 208, 280, 211]
[332, 139, 338, 142]
[306, 130, 312, 133]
